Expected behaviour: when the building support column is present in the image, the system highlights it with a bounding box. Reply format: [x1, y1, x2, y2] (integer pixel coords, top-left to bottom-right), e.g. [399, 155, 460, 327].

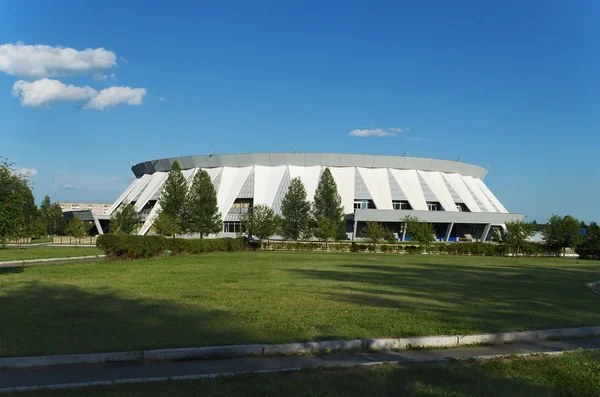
[401, 223, 407, 242]
[91, 215, 104, 235]
[352, 219, 358, 241]
[444, 222, 453, 242]
[481, 223, 492, 242]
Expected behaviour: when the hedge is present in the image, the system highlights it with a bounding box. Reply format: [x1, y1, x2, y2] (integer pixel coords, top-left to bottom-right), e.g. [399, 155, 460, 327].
[575, 247, 600, 260]
[97, 235, 245, 260]
[261, 240, 556, 257]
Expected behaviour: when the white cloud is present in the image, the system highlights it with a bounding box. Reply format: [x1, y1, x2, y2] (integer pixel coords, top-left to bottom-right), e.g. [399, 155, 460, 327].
[92, 72, 116, 82]
[388, 128, 403, 133]
[349, 128, 397, 138]
[0, 42, 117, 78]
[12, 78, 97, 107]
[405, 137, 422, 141]
[85, 86, 146, 110]
[12, 78, 146, 109]
[158, 97, 166, 101]
[15, 167, 38, 176]
[62, 184, 74, 190]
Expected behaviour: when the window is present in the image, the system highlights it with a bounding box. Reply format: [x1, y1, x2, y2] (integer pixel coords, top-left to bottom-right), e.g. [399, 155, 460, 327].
[354, 199, 376, 210]
[392, 200, 412, 210]
[455, 203, 470, 212]
[230, 198, 253, 212]
[223, 221, 242, 233]
[427, 202, 443, 211]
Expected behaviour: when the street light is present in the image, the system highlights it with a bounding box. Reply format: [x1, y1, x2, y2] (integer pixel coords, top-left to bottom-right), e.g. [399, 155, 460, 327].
[403, 152, 408, 157]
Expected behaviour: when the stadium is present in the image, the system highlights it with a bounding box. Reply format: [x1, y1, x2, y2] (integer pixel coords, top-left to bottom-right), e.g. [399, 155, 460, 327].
[102, 153, 523, 241]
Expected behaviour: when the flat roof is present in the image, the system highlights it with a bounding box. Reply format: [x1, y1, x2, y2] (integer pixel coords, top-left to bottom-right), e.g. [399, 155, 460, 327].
[131, 153, 488, 179]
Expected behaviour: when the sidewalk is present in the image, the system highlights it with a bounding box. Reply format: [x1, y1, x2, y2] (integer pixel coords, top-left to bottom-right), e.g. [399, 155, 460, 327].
[2, 336, 599, 393]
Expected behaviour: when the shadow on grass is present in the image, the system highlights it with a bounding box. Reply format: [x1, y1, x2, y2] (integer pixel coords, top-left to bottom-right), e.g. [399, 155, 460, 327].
[0, 266, 23, 275]
[0, 282, 249, 358]
[287, 261, 600, 334]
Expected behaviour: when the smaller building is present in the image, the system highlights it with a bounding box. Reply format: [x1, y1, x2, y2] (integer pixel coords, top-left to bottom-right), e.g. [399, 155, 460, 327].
[59, 202, 112, 216]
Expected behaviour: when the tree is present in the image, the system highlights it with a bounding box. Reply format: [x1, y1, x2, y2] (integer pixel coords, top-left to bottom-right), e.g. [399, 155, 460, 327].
[152, 210, 181, 237]
[361, 221, 387, 248]
[239, 204, 280, 245]
[543, 214, 584, 256]
[40, 195, 66, 236]
[0, 157, 35, 246]
[159, 161, 187, 222]
[494, 220, 535, 256]
[280, 177, 312, 241]
[181, 169, 221, 238]
[313, 168, 346, 242]
[583, 222, 600, 249]
[111, 202, 142, 235]
[65, 217, 89, 247]
[403, 216, 435, 252]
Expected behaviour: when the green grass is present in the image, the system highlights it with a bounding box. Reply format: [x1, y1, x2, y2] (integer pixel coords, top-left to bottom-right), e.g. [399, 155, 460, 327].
[0, 252, 599, 357]
[19, 351, 600, 397]
[0, 246, 102, 261]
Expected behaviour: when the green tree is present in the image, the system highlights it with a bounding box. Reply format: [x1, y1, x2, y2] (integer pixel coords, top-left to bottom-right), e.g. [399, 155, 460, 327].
[181, 169, 221, 238]
[280, 177, 312, 241]
[39, 195, 66, 236]
[543, 214, 584, 256]
[239, 204, 280, 245]
[159, 161, 187, 222]
[361, 221, 387, 249]
[494, 220, 535, 256]
[583, 222, 600, 249]
[403, 216, 435, 252]
[65, 217, 89, 247]
[111, 202, 142, 235]
[152, 210, 181, 237]
[313, 168, 346, 242]
[0, 157, 34, 246]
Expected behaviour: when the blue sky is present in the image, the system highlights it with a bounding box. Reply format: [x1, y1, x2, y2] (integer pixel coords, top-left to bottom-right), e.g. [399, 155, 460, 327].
[1, 0, 598, 222]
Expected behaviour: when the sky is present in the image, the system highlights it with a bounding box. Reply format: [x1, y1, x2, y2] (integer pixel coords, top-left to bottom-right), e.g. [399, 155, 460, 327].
[0, 0, 598, 223]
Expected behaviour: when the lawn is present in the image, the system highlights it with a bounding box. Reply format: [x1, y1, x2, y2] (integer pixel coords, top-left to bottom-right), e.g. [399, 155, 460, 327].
[0, 246, 102, 262]
[0, 252, 599, 357]
[18, 351, 600, 397]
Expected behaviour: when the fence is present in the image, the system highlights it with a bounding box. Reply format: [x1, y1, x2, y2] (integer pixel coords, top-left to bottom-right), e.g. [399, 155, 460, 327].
[52, 236, 97, 245]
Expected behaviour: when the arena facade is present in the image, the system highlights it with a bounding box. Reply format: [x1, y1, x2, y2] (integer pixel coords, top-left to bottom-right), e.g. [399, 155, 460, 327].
[104, 153, 523, 241]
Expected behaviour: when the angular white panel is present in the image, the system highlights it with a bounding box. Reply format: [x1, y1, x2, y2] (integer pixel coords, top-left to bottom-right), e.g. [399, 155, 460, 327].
[134, 172, 169, 212]
[462, 175, 495, 212]
[474, 178, 508, 213]
[418, 171, 457, 212]
[288, 165, 322, 202]
[108, 178, 140, 216]
[138, 202, 162, 235]
[204, 167, 223, 182]
[388, 169, 427, 210]
[124, 174, 153, 203]
[216, 166, 253, 220]
[254, 165, 287, 207]
[441, 173, 482, 213]
[328, 167, 355, 214]
[357, 168, 392, 210]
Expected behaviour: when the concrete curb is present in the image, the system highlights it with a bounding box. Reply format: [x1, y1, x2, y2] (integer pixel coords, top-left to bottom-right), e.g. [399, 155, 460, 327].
[3, 349, 597, 394]
[587, 281, 600, 295]
[1, 325, 599, 370]
[0, 255, 105, 267]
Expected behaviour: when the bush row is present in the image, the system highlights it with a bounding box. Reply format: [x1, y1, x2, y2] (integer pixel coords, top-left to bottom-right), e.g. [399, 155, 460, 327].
[97, 235, 245, 260]
[263, 240, 556, 257]
[575, 247, 600, 260]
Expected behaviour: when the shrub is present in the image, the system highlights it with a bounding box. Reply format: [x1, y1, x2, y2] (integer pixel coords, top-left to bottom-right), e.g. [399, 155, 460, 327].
[97, 235, 167, 260]
[575, 247, 600, 260]
[97, 235, 245, 260]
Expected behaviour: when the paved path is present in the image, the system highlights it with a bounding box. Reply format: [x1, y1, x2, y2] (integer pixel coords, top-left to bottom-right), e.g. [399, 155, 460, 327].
[1, 337, 599, 393]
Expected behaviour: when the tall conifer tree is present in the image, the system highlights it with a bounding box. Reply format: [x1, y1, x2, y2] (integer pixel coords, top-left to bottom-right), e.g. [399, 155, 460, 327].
[181, 169, 221, 237]
[280, 177, 312, 241]
[313, 168, 346, 241]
